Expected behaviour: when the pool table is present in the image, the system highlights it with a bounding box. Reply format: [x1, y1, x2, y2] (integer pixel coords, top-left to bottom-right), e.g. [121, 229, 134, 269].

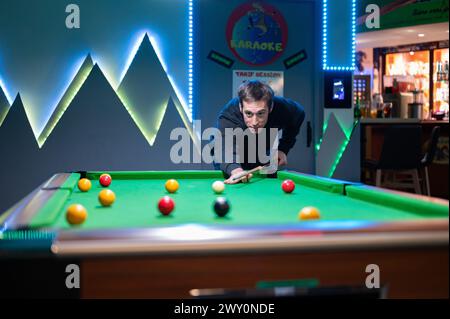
[0, 170, 448, 298]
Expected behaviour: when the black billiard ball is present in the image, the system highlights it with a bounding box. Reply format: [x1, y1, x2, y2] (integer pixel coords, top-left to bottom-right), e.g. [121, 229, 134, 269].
[213, 197, 230, 217]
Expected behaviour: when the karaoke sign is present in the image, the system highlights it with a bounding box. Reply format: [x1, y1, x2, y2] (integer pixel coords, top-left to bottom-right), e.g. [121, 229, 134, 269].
[226, 2, 288, 66]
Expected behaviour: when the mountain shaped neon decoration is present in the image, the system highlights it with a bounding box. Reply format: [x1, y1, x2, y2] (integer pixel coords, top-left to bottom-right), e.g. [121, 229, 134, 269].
[1, 34, 197, 151]
[37, 55, 95, 147]
[117, 33, 197, 149]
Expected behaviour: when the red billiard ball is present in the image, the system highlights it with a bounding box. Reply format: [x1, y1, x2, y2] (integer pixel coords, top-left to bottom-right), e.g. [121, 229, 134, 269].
[282, 179, 295, 193]
[158, 196, 175, 216]
[99, 174, 112, 187]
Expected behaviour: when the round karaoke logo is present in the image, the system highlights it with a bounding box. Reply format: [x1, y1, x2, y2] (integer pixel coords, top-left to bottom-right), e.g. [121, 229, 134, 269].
[226, 2, 288, 66]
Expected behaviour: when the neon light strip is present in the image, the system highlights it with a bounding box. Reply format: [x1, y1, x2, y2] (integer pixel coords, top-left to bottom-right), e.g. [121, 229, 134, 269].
[328, 120, 359, 177]
[322, 0, 327, 70]
[188, 0, 194, 119]
[0, 107, 8, 127]
[0, 78, 11, 126]
[328, 138, 350, 177]
[315, 116, 330, 151]
[149, 36, 168, 72]
[119, 33, 191, 122]
[37, 55, 94, 147]
[149, 36, 190, 121]
[352, 0, 356, 70]
[116, 30, 194, 146]
[116, 91, 166, 147]
[117, 91, 199, 150]
[117, 34, 171, 146]
[0, 76, 13, 106]
[119, 33, 148, 84]
[322, 0, 356, 71]
[316, 112, 354, 152]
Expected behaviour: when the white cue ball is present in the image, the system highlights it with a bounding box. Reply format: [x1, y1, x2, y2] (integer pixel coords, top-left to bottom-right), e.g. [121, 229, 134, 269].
[212, 181, 225, 194]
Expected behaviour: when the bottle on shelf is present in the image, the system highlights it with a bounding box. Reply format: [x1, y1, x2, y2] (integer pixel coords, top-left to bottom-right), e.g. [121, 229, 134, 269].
[436, 62, 441, 81]
[436, 61, 449, 82]
[444, 61, 449, 81]
[354, 95, 361, 120]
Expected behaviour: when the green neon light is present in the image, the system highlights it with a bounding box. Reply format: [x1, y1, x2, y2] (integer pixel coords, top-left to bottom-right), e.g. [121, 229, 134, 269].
[328, 138, 350, 177]
[340, 120, 353, 140]
[315, 113, 354, 153]
[0, 106, 9, 127]
[328, 120, 359, 177]
[0, 86, 10, 127]
[117, 91, 200, 152]
[315, 115, 331, 152]
[116, 91, 168, 147]
[37, 55, 94, 148]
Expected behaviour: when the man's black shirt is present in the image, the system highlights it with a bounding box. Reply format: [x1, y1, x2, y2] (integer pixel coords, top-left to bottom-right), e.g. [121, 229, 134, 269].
[214, 96, 305, 176]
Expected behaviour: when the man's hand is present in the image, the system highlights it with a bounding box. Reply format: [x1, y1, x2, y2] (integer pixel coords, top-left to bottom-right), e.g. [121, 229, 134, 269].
[224, 168, 253, 184]
[277, 150, 288, 166]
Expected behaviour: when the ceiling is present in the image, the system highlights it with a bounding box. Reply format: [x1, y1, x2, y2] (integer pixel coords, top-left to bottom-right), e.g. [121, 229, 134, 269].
[356, 22, 449, 49]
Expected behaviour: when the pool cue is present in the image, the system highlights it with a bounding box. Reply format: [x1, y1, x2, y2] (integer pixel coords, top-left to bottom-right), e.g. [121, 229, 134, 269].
[230, 164, 270, 182]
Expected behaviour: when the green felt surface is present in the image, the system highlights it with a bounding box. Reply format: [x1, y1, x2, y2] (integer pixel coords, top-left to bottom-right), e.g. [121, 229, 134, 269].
[346, 185, 449, 216]
[28, 171, 448, 230]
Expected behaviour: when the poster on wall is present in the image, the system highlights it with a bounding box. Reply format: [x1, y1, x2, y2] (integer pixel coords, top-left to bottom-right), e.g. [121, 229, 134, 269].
[226, 2, 288, 66]
[232, 70, 284, 97]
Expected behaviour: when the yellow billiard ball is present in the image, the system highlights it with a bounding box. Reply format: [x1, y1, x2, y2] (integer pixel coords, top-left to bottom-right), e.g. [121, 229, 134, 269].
[77, 178, 92, 192]
[299, 206, 321, 220]
[165, 179, 179, 193]
[98, 189, 116, 207]
[66, 204, 88, 225]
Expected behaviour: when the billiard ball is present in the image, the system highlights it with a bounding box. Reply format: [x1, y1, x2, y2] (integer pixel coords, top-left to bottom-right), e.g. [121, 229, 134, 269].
[299, 206, 320, 220]
[213, 197, 230, 217]
[212, 181, 225, 194]
[78, 178, 91, 192]
[66, 204, 88, 225]
[158, 196, 175, 215]
[282, 179, 295, 193]
[98, 189, 116, 206]
[99, 174, 112, 187]
[165, 179, 179, 193]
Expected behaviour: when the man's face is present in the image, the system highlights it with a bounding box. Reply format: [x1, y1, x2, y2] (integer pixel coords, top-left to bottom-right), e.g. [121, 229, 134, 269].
[241, 100, 270, 133]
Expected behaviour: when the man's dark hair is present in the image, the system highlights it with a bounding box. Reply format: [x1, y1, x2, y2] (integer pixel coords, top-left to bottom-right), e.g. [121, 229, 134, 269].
[238, 80, 274, 109]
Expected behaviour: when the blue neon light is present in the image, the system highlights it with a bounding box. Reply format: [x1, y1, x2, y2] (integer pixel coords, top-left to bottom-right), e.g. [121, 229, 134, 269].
[118, 31, 192, 122]
[322, 0, 356, 71]
[188, 0, 194, 119]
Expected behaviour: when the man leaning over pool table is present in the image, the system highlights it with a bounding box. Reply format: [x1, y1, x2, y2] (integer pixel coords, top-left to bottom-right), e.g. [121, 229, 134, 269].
[213, 80, 305, 184]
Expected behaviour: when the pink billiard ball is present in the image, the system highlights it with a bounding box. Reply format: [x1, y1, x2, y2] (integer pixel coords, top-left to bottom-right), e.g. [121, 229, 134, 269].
[158, 196, 175, 216]
[282, 179, 295, 193]
[99, 174, 112, 187]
